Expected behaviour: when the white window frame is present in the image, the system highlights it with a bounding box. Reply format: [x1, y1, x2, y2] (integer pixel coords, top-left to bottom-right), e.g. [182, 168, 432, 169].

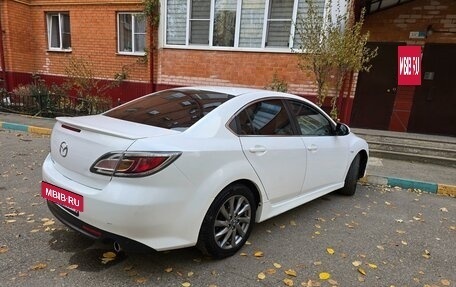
[46, 12, 71, 52]
[117, 12, 147, 56]
[163, 0, 329, 52]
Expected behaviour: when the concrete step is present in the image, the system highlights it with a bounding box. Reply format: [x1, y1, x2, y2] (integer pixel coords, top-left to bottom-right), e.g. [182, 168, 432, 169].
[352, 128, 456, 167]
[368, 141, 456, 159]
[360, 134, 456, 150]
[369, 149, 456, 167]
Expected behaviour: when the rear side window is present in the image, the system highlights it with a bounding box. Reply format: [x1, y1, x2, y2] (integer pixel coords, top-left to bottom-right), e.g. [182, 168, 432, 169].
[105, 89, 233, 129]
[231, 99, 293, 136]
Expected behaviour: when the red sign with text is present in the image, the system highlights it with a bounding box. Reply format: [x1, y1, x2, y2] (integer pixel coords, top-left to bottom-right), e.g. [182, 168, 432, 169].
[398, 46, 421, 85]
[41, 181, 84, 212]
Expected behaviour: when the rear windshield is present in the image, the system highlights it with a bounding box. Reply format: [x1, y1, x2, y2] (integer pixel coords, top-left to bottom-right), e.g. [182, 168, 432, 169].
[105, 89, 234, 129]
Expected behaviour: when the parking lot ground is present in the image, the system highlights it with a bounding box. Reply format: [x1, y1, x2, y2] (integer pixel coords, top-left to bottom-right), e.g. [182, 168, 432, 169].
[1, 129, 455, 287]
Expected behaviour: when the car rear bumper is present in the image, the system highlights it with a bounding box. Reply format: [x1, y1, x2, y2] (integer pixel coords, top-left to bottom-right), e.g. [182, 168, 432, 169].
[42, 153, 204, 251]
[47, 200, 149, 251]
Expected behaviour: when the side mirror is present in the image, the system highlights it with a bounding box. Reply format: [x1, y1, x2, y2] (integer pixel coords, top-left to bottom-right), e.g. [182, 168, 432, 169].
[335, 123, 350, 136]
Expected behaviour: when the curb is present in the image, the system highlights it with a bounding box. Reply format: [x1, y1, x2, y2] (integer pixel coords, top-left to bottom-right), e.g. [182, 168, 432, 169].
[0, 121, 52, 135]
[360, 175, 456, 197]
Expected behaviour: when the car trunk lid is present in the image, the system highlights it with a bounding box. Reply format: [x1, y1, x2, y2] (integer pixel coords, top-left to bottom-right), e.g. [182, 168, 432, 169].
[49, 115, 178, 189]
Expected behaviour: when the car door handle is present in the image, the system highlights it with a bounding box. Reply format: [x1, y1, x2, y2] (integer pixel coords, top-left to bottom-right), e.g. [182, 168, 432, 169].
[307, 144, 318, 152]
[249, 146, 267, 153]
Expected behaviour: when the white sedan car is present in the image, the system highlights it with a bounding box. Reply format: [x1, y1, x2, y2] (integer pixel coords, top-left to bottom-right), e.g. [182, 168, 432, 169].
[42, 87, 368, 258]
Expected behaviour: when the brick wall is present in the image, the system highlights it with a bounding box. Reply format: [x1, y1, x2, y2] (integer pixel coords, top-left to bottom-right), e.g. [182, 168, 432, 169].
[2, 0, 150, 84]
[156, 49, 320, 97]
[363, 0, 456, 44]
[1, 1, 34, 73]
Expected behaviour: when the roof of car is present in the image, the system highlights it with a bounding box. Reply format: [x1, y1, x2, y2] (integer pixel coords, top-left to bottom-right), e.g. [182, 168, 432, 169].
[174, 86, 285, 97]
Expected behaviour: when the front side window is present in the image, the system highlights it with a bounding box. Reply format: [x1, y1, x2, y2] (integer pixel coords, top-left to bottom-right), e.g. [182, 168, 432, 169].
[118, 13, 146, 54]
[231, 99, 293, 136]
[47, 12, 71, 51]
[287, 100, 333, 136]
[165, 0, 324, 50]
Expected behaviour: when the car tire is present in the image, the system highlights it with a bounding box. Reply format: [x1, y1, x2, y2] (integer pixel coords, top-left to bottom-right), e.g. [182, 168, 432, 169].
[337, 154, 361, 196]
[197, 183, 256, 259]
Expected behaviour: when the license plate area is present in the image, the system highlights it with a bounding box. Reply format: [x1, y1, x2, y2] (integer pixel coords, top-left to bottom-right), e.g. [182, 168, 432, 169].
[41, 181, 84, 212]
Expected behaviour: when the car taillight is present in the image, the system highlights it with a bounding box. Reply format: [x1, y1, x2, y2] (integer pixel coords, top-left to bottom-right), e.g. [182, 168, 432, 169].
[90, 152, 182, 177]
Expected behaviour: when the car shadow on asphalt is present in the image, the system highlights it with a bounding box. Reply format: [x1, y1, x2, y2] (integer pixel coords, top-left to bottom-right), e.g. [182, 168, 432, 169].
[45, 191, 353, 273]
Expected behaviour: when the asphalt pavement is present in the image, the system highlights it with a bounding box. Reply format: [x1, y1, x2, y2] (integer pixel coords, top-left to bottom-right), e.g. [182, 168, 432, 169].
[0, 130, 455, 287]
[1, 111, 455, 195]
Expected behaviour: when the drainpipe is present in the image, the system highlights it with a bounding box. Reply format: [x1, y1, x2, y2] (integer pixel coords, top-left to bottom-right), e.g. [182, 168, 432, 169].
[0, 8, 8, 91]
[340, 71, 355, 124]
[149, 22, 155, 92]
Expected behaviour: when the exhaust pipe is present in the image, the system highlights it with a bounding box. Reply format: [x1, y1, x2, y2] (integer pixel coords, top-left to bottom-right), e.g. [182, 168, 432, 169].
[113, 241, 122, 253]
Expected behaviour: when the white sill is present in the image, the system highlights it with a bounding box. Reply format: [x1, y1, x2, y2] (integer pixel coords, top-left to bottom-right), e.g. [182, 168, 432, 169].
[161, 44, 299, 54]
[117, 52, 147, 56]
[47, 48, 72, 53]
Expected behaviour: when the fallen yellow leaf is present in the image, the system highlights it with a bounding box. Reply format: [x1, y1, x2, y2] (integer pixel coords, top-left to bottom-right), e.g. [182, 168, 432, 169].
[422, 250, 431, 259]
[358, 268, 366, 276]
[254, 251, 264, 257]
[101, 257, 115, 264]
[182, 282, 191, 287]
[368, 263, 377, 269]
[66, 264, 78, 270]
[257, 272, 266, 280]
[0, 246, 8, 254]
[102, 251, 116, 258]
[59, 272, 68, 277]
[30, 263, 47, 270]
[187, 272, 194, 277]
[42, 220, 55, 226]
[240, 252, 248, 256]
[283, 278, 294, 286]
[290, 220, 297, 226]
[328, 279, 338, 285]
[274, 263, 282, 268]
[352, 261, 362, 267]
[164, 267, 173, 273]
[441, 279, 450, 286]
[319, 272, 331, 280]
[266, 268, 276, 275]
[326, 248, 335, 255]
[301, 279, 321, 287]
[135, 277, 147, 283]
[285, 269, 297, 277]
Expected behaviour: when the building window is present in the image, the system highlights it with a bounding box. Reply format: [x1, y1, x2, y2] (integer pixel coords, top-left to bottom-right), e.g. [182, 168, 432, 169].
[118, 13, 146, 54]
[266, 0, 294, 47]
[47, 12, 71, 51]
[213, 0, 237, 47]
[189, 0, 211, 44]
[165, 0, 326, 50]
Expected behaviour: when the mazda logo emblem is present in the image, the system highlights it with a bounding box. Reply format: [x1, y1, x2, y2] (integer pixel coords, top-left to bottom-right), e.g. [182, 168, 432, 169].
[59, 142, 68, 157]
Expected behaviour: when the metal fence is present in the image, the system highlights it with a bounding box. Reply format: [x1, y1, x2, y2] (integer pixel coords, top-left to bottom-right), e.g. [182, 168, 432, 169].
[0, 91, 112, 117]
